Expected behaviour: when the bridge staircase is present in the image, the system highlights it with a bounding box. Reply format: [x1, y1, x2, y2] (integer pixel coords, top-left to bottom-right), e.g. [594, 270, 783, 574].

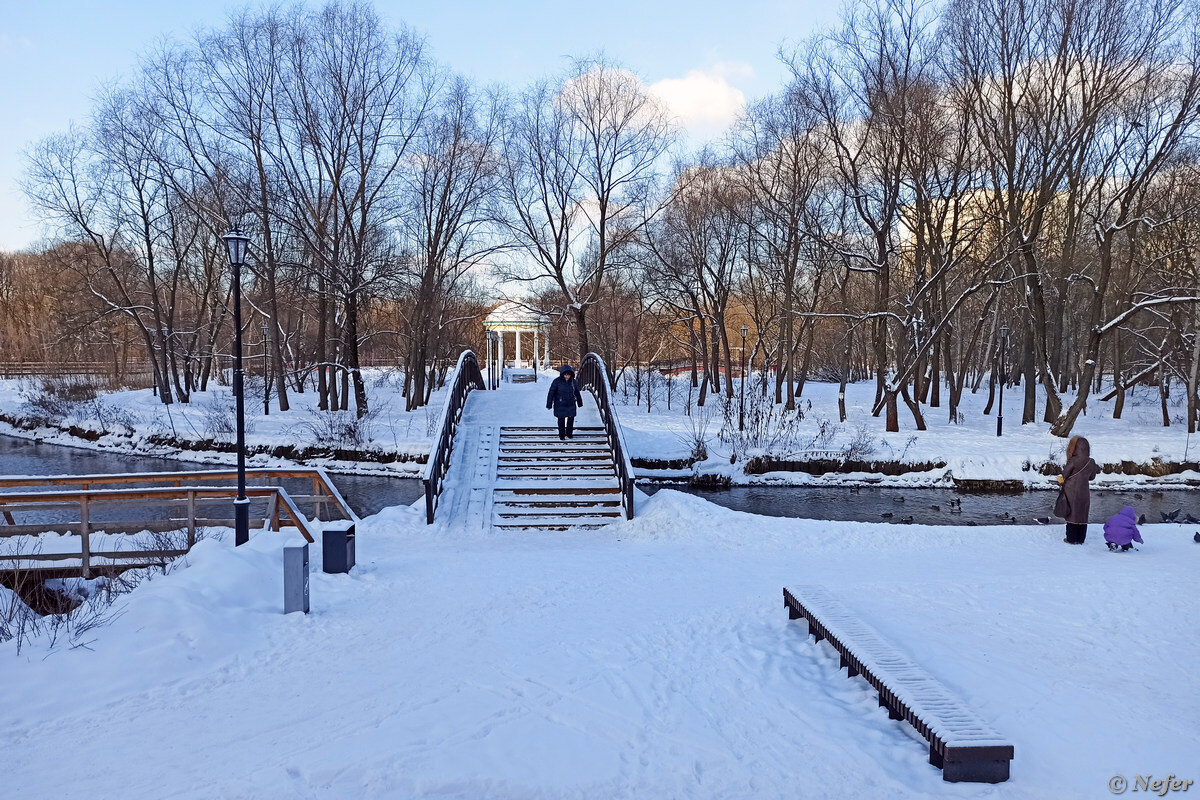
[422, 352, 636, 531]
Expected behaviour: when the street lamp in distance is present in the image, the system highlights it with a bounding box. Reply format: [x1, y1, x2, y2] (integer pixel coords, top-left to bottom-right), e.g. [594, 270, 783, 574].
[222, 227, 251, 547]
[997, 323, 1010, 437]
[739, 325, 748, 432]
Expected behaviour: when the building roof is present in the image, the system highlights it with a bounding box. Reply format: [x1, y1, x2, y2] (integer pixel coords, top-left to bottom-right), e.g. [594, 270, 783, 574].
[483, 301, 550, 327]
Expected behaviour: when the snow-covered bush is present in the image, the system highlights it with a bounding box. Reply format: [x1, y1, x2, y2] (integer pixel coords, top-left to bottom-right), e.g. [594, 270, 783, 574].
[718, 390, 806, 458]
[678, 402, 715, 462]
[297, 405, 383, 449]
[87, 398, 137, 436]
[19, 376, 98, 424]
[843, 423, 878, 460]
[200, 394, 254, 440]
[18, 377, 136, 435]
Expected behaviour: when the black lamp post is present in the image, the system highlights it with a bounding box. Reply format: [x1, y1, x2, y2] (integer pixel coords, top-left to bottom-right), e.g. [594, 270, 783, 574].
[222, 228, 251, 546]
[739, 324, 748, 431]
[261, 323, 270, 417]
[997, 323, 1010, 437]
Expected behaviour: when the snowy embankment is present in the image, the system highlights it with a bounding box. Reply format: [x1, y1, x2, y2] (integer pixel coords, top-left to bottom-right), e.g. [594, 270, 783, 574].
[2, 489, 1195, 799]
[0, 371, 444, 478]
[1, 372, 1198, 489]
[615, 380, 1200, 489]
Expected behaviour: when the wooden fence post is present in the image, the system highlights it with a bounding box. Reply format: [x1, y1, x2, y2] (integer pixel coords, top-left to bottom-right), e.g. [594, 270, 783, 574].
[187, 490, 196, 549]
[79, 495, 91, 580]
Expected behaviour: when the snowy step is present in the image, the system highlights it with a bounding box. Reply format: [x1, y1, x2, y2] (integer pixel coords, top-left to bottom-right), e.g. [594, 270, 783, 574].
[502, 426, 605, 432]
[499, 451, 610, 459]
[499, 436, 609, 444]
[494, 498, 622, 509]
[497, 452, 613, 460]
[494, 453, 609, 460]
[496, 462, 614, 471]
[497, 461, 614, 470]
[496, 471, 615, 480]
[782, 586, 1014, 783]
[499, 434, 609, 441]
[489, 510, 619, 522]
[499, 443, 609, 450]
[493, 519, 618, 531]
[496, 475, 616, 483]
[494, 482, 620, 494]
[500, 429, 606, 435]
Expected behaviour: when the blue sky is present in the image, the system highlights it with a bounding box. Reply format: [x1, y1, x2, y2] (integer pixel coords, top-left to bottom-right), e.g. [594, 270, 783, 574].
[0, 0, 838, 251]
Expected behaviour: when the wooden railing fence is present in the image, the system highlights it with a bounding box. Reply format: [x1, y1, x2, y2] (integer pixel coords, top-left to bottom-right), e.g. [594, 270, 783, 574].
[0, 468, 353, 578]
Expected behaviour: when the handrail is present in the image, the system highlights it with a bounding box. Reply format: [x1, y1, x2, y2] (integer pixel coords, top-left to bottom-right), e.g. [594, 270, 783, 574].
[0, 485, 315, 578]
[578, 353, 636, 520]
[0, 468, 356, 523]
[421, 350, 485, 524]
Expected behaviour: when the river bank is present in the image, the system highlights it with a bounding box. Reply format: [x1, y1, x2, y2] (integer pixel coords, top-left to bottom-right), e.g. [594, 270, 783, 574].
[2, 374, 1198, 491]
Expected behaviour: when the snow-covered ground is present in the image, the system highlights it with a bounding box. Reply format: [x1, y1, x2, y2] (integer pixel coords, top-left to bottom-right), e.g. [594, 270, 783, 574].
[2, 489, 1196, 799]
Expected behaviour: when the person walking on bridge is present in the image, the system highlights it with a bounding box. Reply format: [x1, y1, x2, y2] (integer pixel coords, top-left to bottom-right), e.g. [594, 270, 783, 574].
[547, 364, 583, 441]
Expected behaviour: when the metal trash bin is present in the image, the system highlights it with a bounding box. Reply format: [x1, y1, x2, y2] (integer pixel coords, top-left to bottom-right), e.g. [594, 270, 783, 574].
[322, 521, 356, 574]
[283, 543, 309, 614]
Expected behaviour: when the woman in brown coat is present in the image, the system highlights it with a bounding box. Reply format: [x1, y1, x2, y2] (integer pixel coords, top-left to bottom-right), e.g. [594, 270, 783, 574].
[1056, 435, 1101, 544]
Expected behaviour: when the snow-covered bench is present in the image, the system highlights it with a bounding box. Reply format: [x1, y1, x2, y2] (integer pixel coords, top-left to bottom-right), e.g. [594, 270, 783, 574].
[782, 586, 1014, 783]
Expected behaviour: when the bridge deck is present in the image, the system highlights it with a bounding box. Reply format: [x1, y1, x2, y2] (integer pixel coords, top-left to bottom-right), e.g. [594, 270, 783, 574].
[438, 378, 609, 531]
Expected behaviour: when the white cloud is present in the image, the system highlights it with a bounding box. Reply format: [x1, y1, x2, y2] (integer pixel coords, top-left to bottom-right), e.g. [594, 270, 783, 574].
[650, 68, 747, 142]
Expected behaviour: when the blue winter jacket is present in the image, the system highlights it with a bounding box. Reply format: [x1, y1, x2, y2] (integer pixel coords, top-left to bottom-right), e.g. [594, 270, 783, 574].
[546, 376, 583, 418]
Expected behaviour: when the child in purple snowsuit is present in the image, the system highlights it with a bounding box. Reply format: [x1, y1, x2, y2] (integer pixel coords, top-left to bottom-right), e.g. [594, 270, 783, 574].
[1103, 506, 1143, 552]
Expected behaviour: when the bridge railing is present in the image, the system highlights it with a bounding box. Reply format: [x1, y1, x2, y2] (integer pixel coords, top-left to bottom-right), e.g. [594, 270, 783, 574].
[578, 353, 636, 520]
[0, 467, 356, 523]
[421, 350, 485, 524]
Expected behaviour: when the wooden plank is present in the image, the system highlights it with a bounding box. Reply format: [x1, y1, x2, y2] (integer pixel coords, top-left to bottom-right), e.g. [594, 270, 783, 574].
[0, 520, 205, 537]
[0, 467, 334, 489]
[0, 549, 189, 563]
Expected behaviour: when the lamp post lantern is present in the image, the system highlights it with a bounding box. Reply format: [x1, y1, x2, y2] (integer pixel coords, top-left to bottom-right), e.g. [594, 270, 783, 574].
[222, 227, 251, 546]
[739, 325, 748, 432]
[997, 323, 1010, 437]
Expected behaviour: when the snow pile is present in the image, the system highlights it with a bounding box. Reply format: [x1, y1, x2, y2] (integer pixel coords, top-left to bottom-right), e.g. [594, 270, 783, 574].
[2, 491, 1195, 798]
